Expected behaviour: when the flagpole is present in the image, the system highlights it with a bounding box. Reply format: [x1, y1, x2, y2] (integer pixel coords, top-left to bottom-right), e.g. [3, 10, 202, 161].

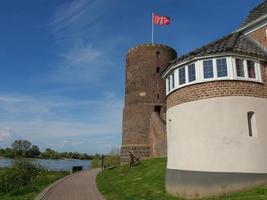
[152, 12, 154, 44]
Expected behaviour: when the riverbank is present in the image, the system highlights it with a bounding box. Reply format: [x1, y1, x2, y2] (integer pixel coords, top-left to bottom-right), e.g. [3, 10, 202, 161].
[0, 162, 68, 200]
[0, 157, 91, 171]
[97, 158, 267, 200]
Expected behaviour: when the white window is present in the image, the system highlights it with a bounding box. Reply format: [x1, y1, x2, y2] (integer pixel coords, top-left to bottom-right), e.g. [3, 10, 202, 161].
[179, 67, 186, 85]
[203, 60, 214, 79]
[165, 56, 262, 95]
[188, 63, 196, 82]
[216, 58, 228, 77]
[235, 58, 245, 77]
[247, 60, 256, 79]
[171, 73, 175, 89]
[234, 58, 260, 81]
[166, 76, 170, 93]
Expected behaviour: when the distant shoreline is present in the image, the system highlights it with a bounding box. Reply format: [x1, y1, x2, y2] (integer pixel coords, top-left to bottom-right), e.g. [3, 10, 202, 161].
[0, 156, 91, 161]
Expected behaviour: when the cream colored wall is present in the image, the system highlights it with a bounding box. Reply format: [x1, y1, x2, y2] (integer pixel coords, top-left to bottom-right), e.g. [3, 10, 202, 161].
[167, 96, 267, 173]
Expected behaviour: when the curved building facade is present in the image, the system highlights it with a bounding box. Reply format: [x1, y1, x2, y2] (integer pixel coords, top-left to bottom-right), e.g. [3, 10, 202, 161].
[121, 43, 177, 162]
[162, 3, 267, 197]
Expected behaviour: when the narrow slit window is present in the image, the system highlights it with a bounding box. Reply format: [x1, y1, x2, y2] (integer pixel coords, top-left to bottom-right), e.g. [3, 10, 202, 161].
[154, 105, 161, 114]
[247, 111, 257, 137]
[156, 67, 160, 73]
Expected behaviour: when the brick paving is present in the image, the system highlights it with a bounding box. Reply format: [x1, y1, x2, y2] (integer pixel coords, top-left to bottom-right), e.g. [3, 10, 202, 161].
[40, 169, 105, 200]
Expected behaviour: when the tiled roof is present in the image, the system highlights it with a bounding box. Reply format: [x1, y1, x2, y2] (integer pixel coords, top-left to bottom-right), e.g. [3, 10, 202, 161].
[169, 32, 267, 66]
[240, 0, 267, 28]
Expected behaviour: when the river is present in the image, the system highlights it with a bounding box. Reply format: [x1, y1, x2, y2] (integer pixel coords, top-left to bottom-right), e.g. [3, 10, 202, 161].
[0, 157, 91, 171]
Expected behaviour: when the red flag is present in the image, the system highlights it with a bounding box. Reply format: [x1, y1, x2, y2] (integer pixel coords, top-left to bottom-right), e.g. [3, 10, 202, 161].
[153, 13, 171, 25]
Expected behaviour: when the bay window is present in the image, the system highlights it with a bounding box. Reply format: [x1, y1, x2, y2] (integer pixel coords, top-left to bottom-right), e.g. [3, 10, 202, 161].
[165, 56, 262, 95]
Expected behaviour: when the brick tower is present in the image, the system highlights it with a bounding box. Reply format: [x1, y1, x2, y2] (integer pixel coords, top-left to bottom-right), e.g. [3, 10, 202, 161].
[120, 43, 177, 162]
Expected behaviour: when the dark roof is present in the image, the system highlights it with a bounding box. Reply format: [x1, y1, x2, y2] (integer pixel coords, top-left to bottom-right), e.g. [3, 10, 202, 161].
[240, 0, 267, 28]
[168, 32, 267, 67]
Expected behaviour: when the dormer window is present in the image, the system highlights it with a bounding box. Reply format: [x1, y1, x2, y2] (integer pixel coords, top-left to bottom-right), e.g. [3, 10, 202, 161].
[203, 60, 214, 79]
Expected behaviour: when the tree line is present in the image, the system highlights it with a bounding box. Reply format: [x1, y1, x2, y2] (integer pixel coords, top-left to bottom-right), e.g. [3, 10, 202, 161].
[0, 140, 101, 160]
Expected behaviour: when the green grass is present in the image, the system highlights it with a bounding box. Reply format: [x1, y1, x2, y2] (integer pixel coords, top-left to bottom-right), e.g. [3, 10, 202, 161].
[97, 157, 267, 200]
[0, 170, 67, 200]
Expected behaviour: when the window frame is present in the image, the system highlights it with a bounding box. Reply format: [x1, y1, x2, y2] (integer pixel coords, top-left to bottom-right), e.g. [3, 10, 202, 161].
[235, 58, 245, 78]
[233, 57, 261, 81]
[216, 58, 228, 78]
[203, 59, 214, 79]
[188, 63, 196, 83]
[178, 66, 186, 85]
[165, 56, 262, 95]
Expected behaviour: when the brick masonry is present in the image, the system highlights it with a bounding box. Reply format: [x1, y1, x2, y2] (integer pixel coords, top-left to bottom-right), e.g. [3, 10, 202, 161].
[121, 44, 176, 162]
[149, 112, 167, 157]
[249, 25, 267, 49]
[167, 63, 267, 109]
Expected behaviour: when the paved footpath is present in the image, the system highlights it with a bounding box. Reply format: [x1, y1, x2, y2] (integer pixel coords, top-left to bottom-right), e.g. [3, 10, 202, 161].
[36, 168, 105, 200]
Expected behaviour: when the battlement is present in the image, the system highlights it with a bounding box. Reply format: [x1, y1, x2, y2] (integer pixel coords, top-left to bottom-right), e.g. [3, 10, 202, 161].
[127, 43, 176, 55]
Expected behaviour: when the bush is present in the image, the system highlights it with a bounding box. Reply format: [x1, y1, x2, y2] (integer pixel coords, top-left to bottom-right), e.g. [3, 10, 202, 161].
[0, 160, 43, 193]
[91, 158, 102, 169]
[105, 155, 120, 168]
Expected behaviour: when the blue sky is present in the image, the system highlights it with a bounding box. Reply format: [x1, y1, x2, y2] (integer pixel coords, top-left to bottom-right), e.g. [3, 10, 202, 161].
[0, 0, 262, 154]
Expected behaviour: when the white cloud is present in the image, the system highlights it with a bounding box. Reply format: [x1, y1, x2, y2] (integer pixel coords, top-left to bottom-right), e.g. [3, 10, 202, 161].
[62, 45, 102, 65]
[48, 0, 121, 84]
[0, 93, 123, 153]
[0, 128, 11, 142]
[50, 0, 97, 33]
[50, 43, 112, 83]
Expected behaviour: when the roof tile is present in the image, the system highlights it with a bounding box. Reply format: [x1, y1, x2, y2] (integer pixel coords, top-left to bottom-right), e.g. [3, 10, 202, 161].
[170, 32, 267, 66]
[240, 0, 267, 27]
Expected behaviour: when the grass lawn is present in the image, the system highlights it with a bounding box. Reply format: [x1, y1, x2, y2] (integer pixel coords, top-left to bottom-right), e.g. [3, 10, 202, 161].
[0, 170, 67, 200]
[97, 157, 267, 200]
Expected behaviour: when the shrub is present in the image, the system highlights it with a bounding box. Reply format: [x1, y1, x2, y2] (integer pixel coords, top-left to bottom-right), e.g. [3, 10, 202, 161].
[91, 158, 102, 169]
[0, 160, 43, 193]
[105, 155, 120, 168]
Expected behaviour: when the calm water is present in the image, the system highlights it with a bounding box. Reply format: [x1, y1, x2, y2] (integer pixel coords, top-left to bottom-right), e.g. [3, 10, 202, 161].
[0, 157, 91, 171]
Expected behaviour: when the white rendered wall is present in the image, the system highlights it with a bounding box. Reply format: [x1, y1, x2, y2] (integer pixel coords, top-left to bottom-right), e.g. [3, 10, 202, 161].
[167, 96, 267, 173]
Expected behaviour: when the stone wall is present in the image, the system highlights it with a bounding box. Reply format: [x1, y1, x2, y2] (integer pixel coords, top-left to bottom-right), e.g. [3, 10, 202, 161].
[149, 112, 167, 157]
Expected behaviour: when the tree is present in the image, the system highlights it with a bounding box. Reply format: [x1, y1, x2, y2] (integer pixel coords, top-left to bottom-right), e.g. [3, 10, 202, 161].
[27, 145, 41, 158]
[11, 140, 32, 157]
